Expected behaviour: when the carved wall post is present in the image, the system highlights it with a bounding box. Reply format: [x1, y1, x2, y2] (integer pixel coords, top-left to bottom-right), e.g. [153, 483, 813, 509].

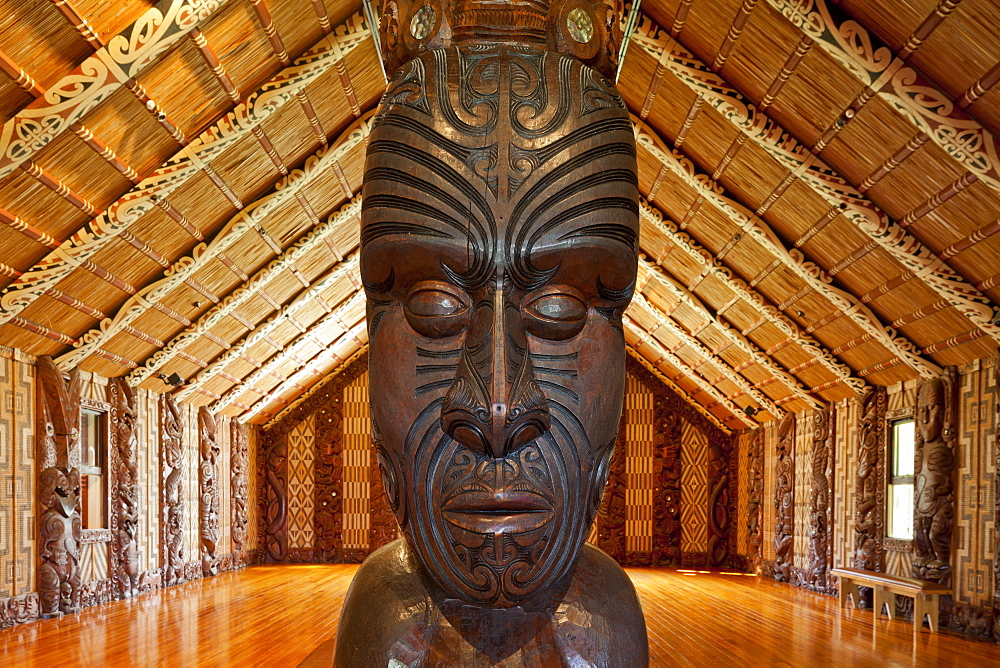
[314, 391, 345, 562]
[773, 415, 795, 582]
[198, 407, 221, 576]
[108, 379, 140, 599]
[230, 420, 249, 561]
[809, 405, 834, 593]
[747, 428, 764, 572]
[652, 406, 681, 567]
[993, 354, 1000, 643]
[596, 411, 627, 563]
[854, 386, 887, 606]
[263, 435, 288, 562]
[160, 393, 185, 586]
[35, 357, 82, 617]
[707, 439, 731, 567]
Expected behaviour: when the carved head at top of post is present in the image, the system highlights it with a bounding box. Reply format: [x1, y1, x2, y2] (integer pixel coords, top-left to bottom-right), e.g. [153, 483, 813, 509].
[378, 0, 624, 80]
[361, 0, 638, 609]
[916, 377, 944, 444]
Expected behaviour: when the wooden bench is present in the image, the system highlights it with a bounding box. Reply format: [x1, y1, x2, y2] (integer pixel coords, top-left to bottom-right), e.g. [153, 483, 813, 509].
[830, 567, 950, 634]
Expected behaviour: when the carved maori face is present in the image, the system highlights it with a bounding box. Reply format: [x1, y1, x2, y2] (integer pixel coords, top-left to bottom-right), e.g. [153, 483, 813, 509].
[917, 378, 944, 443]
[39, 467, 80, 518]
[362, 45, 638, 607]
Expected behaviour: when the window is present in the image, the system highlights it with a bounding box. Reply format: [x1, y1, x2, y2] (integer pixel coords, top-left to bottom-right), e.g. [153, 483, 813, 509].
[80, 406, 107, 530]
[887, 418, 914, 539]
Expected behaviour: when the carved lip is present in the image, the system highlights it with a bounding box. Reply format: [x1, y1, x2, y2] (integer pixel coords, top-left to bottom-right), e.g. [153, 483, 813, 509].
[442, 490, 553, 533]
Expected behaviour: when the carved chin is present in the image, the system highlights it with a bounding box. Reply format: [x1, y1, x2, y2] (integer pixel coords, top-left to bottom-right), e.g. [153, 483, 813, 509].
[390, 398, 605, 607]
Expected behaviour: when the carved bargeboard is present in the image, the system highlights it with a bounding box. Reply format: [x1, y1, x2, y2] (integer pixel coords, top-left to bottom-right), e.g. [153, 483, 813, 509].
[35, 357, 82, 617]
[160, 393, 185, 587]
[198, 407, 221, 576]
[109, 378, 140, 599]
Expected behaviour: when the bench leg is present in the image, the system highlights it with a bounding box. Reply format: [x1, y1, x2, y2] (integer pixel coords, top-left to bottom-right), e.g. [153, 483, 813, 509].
[874, 586, 894, 620]
[914, 594, 938, 633]
[839, 579, 851, 608]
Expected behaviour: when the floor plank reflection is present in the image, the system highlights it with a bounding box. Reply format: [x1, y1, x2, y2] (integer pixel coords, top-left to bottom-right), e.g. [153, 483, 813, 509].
[2, 564, 998, 666]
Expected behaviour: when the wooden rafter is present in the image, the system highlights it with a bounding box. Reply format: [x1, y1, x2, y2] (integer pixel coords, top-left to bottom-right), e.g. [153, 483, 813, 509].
[625, 318, 754, 428]
[624, 345, 732, 433]
[54, 117, 372, 371]
[171, 250, 361, 400]
[638, 200, 866, 395]
[634, 118, 944, 379]
[0, 0, 228, 179]
[215, 295, 366, 412]
[0, 17, 373, 332]
[47, 0, 103, 50]
[630, 18, 1000, 350]
[762, 0, 1000, 194]
[629, 292, 786, 417]
[637, 258, 824, 408]
[189, 28, 241, 104]
[0, 49, 44, 98]
[238, 320, 368, 422]
[251, 0, 291, 65]
[69, 123, 141, 184]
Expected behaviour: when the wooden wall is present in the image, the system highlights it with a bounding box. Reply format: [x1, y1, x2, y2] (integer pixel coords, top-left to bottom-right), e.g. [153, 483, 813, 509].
[738, 356, 999, 640]
[258, 353, 738, 569]
[0, 347, 259, 628]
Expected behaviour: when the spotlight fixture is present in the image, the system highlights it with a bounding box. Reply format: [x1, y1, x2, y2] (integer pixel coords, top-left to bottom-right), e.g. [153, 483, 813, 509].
[158, 372, 184, 387]
[744, 406, 757, 417]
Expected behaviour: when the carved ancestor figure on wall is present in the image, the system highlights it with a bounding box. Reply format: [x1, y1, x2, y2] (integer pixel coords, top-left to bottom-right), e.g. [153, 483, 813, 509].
[35, 356, 82, 617]
[231, 420, 249, 556]
[160, 394, 185, 587]
[199, 407, 221, 576]
[335, 1, 648, 664]
[773, 415, 795, 582]
[912, 371, 956, 586]
[109, 378, 140, 599]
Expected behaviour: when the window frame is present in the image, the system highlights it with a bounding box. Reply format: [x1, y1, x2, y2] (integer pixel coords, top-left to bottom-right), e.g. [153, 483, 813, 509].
[79, 398, 110, 534]
[885, 409, 915, 542]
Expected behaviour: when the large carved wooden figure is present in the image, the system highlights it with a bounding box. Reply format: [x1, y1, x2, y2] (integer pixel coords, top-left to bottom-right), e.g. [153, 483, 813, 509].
[912, 370, 956, 586]
[336, 0, 648, 664]
[35, 357, 82, 617]
[109, 378, 141, 599]
[160, 394, 185, 586]
[199, 407, 222, 576]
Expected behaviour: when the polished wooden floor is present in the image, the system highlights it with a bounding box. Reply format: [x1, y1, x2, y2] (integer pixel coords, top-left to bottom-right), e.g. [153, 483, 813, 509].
[2, 565, 998, 666]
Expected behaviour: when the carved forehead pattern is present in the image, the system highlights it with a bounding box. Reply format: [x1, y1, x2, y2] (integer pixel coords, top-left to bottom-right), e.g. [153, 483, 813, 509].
[361, 45, 638, 291]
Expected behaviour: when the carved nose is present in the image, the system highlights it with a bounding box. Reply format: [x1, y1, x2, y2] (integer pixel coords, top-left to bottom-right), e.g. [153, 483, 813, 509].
[441, 291, 550, 458]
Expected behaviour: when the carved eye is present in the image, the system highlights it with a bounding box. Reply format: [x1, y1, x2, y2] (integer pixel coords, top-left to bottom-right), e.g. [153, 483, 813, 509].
[523, 290, 588, 341]
[405, 282, 470, 338]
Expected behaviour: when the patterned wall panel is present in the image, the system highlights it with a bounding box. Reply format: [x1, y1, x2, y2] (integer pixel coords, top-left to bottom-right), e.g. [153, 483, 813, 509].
[217, 415, 231, 558]
[184, 403, 200, 573]
[0, 354, 12, 599]
[762, 422, 776, 565]
[78, 542, 109, 583]
[955, 359, 996, 609]
[832, 398, 858, 571]
[141, 388, 160, 573]
[680, 420, 708, 562]
[286, 416, 316, 550]
[737, 431, 750, 558]
[624, 374, 654, 555]
[793, 414, 813, 571]
[13, 358, 33, 597]
[342, 372, 370, 551]
[246, 426, 259, 558]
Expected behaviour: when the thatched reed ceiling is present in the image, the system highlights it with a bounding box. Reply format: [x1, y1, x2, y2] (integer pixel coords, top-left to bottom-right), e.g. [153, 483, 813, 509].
[0, 0, 996, 431]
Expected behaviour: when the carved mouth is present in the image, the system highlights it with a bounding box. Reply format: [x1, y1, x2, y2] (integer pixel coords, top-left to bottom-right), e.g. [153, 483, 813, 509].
[442, 490, 553, 533]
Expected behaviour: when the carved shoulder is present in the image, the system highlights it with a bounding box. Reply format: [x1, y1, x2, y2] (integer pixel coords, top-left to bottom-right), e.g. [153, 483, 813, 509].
[333, 540, 431, 666]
